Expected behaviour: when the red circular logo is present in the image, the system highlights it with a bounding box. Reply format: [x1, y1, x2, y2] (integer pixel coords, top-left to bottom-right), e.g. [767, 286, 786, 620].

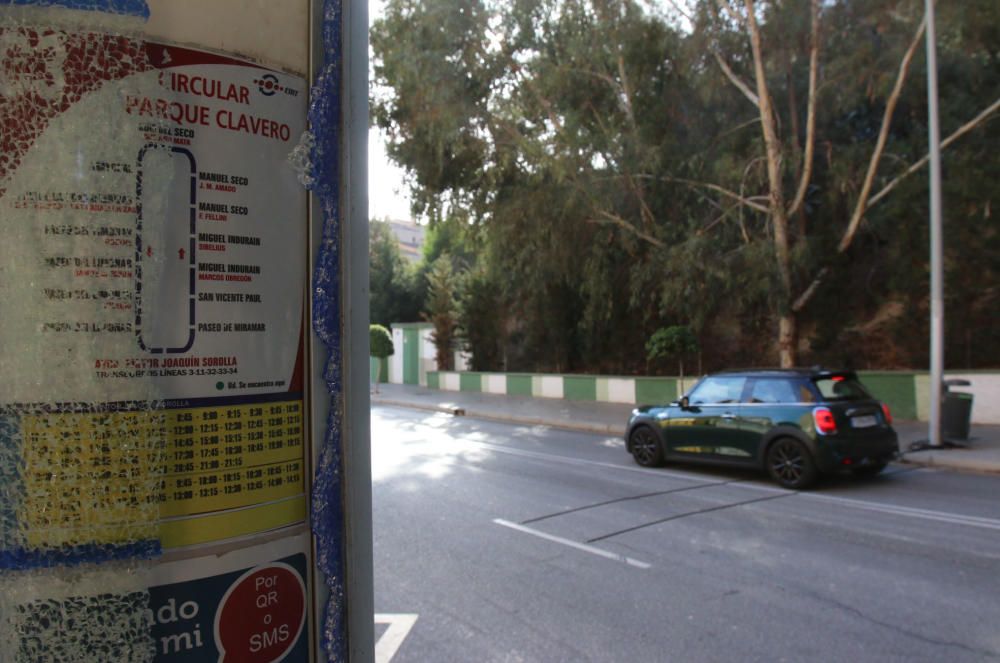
[214, 563, 306, 662]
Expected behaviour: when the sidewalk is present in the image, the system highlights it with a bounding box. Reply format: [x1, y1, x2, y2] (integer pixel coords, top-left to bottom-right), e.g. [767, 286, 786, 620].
[371, 382, 1000, 475]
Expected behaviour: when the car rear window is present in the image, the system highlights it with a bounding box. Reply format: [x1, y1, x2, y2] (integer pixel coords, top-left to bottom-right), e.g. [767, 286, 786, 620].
[812, 376, 871, 401]
[749, 379, 816, 404]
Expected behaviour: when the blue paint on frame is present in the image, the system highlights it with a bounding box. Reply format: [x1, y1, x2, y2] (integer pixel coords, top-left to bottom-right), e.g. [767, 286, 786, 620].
[306, 0, 348, 660]
[0, 540, 161, 571]
[5, 0, 150, 17]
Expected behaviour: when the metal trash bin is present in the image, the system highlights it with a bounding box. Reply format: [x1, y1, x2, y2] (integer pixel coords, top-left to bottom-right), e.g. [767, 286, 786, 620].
[942, 379, 973, 441]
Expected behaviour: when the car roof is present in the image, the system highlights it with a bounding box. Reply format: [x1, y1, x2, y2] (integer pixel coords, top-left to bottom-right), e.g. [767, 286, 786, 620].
[708, 367, 857, 379]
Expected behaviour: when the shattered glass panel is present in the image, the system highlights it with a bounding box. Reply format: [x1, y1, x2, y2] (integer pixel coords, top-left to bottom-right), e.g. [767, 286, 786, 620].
[3, 2, 319, 661]
[1, 5, 161, 661]
[0, 564, 155, 663]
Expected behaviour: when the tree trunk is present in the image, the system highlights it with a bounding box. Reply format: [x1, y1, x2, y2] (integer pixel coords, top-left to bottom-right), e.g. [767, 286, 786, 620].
[779, 313, 797, 368]
[745, 1, 796, 366]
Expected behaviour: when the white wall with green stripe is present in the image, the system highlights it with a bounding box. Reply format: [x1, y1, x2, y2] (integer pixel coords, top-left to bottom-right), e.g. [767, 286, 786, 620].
[384, 323, 997, 424]
[418, 370, 999, 425]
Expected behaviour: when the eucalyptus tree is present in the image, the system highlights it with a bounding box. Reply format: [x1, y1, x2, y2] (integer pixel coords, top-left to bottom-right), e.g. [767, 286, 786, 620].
[372, 0, 1000, 371]
[677, 0, 1000, 366]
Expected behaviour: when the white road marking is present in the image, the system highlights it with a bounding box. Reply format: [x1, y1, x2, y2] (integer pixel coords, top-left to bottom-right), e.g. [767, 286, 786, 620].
[494, 518, 652, 569]
[374, 613, 418, 663]
[800, 493, 1000, 531]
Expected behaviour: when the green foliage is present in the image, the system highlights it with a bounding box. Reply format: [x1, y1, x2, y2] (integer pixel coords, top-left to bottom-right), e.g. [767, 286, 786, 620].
[373, 0, 1000, 371]
[369, 220, 422, 326]
[369, 324, 395, 359]
[647, 326, 699, 363]
[457, 265, 505, 371]
[424, 254, 461, 370]
[647, 324, 699, 378]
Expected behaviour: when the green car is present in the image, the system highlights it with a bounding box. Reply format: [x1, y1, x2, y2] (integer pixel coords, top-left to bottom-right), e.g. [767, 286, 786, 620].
[625, 369, 899, 489]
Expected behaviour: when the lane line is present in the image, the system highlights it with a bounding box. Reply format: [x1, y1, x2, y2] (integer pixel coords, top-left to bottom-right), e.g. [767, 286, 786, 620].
[800, 493, 1000, 531]
[384, 428, 1000, 534]
[374, 613, 419, 663]
[467, 441, 1000, 531]
[493, 518, 652, 569]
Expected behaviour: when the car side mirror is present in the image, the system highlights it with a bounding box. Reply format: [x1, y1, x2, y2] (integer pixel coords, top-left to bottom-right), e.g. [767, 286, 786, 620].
[679, 396, 690, 410]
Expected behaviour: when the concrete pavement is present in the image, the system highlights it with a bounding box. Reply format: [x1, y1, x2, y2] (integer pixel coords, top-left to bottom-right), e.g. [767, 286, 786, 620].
[371, 382, 1000, 475]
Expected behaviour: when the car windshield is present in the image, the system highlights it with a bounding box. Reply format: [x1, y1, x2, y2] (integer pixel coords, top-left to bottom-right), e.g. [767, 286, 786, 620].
[812, 376, 871, 401]
[688, 376, 746, 404]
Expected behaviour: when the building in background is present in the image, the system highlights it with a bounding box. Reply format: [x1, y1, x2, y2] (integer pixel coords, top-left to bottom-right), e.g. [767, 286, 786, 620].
[385, 219, 425, 263]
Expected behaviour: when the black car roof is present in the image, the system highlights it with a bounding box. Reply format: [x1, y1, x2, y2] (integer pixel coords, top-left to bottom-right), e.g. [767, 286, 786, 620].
[709, 367, 857, 379]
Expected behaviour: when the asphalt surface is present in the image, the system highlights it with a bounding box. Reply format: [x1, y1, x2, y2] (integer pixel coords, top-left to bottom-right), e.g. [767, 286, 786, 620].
[371, 382, 1000, 475]
[372, 405, 1000, 662]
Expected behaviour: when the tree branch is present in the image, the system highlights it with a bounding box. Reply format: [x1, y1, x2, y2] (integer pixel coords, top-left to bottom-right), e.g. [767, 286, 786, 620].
[643, 174, 771, 213]
[787, 0, 821, 218]
[867, 96, 1000, 208]
[589, 210, 665, 248]
[696, 202, 747, 238]
[836, 14, 927, 253]
[793, 68, 1000, 315]
[792, 266, 828, 312]
[713, 50, 759, 107]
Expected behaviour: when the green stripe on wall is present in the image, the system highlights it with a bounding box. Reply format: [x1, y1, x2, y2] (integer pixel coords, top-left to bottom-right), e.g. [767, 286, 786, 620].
[564, 376, 597, 401]
[635, 378, 677, 405]
[427, 372, 439, 389]
[858, 372, 917, 420]
[507, 375, 532, 396]
[460, 373, 482, 392]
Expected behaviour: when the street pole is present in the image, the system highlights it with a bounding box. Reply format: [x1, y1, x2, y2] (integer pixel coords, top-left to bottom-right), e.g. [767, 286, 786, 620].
[925, 0, 944, 447]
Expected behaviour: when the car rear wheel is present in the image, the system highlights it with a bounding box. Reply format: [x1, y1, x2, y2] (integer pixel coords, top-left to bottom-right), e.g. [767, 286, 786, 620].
[629, 427, 664, 467]
[850, 460, 888, 478]
[766, 437, 818, 489]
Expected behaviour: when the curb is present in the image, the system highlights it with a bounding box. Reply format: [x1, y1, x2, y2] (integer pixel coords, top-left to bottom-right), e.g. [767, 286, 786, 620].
[372, 396, 466, 417]
[896, 453, 1000, 475]
[372, 397, 624, 436]
[373, 398, 999, 475]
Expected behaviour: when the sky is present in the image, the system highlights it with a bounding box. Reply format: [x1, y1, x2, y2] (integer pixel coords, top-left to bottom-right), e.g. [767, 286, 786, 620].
[368, 0, 412, 222]
[368, 126, 412, 221]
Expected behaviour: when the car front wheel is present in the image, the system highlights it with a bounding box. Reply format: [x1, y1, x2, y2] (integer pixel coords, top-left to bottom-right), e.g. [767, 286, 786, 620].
[766, 437, 818, 489]
[629, 426, 664, 467]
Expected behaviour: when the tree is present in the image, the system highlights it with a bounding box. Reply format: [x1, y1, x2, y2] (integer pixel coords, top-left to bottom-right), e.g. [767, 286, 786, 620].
[372, 0, 1000, 372]
[646, 325, 699, 389]
[457, 265, 505, 371]
[369, 219, 422, 326]
[690, 0, 1000, 366]
[424, 254, 461, 371]
[369, 324, 394, 393]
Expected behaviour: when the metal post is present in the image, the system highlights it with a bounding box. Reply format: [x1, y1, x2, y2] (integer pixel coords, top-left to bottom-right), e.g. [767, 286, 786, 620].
[342, 0, 375, 658]
[925, 0, 944, 447]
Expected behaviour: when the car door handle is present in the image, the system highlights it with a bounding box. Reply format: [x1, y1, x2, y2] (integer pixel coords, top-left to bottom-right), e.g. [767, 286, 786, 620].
[721, 413, 736, 419]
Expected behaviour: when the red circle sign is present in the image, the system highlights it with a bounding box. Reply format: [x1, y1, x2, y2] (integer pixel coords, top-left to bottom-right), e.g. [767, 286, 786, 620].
[214, 563, 306, 662]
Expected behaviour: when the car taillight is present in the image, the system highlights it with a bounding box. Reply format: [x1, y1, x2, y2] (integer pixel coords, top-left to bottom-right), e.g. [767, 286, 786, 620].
[881, 403, 893, 425]
[813, 407, 837, 434]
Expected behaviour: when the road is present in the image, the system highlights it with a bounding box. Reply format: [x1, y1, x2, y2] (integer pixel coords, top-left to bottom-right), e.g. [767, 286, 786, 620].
[372, 405, 1000, 663]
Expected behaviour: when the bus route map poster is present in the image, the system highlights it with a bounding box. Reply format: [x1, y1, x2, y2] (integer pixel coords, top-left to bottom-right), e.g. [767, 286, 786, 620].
[0, 27, 309, 554]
